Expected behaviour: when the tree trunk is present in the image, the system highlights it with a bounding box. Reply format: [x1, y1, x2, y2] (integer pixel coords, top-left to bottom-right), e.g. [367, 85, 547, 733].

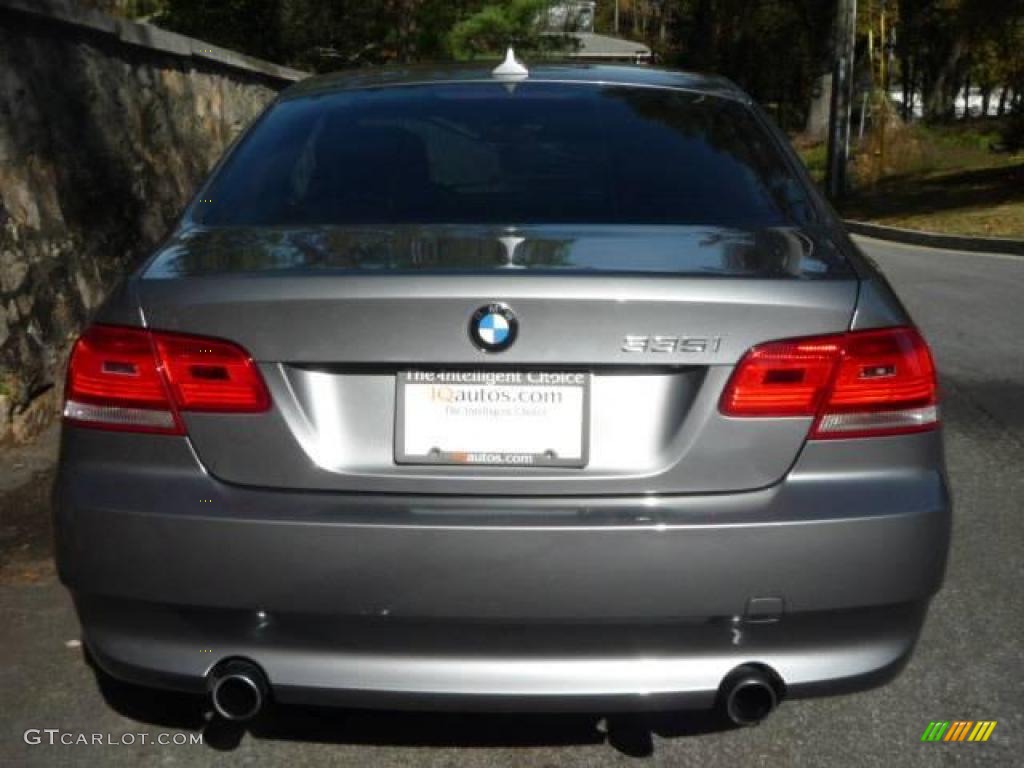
[997, 87, 1009, 116]
[393, 0, 415, 63]
[962, 73, 971, 119]
[688, 0, 715, 71]
[805, 73, 833, 140]
[902, 54, 914, 121]
[924, 38, 965, 121]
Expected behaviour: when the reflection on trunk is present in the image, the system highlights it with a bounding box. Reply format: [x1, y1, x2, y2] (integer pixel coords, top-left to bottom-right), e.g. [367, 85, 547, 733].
[148, 224, 844, 278]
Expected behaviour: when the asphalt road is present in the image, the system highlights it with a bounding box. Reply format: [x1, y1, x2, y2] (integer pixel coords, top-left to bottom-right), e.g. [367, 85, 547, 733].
[1, 236, 1022, 767]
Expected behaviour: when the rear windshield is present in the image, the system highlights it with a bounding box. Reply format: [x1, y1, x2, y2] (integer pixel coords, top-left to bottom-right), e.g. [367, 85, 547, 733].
[194, 82, 817, 229]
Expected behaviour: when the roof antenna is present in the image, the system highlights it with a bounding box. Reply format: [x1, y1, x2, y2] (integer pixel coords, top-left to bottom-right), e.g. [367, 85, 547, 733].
[492, 47, 528, 80]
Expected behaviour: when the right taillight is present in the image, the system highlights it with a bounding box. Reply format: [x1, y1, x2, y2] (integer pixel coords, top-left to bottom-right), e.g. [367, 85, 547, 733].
[720, 326, 938, 440]
[64, 325, 269, 435]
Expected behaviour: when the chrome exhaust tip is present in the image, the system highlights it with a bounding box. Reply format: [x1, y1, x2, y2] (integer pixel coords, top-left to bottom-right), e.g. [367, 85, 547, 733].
[209, 659, 267, 722]
[720, 665, 781, 726]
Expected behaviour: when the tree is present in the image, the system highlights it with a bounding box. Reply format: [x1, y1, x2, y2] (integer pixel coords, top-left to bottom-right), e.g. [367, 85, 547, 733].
[156, 0, 286, 62]
[157, 0, 486, 70]
[148, 0, 1023, 135]
[658, 1, 836, 131]
[894, 0, 1024, 122]
[447, 0, 571, 59]
[282, 0, 489, 67]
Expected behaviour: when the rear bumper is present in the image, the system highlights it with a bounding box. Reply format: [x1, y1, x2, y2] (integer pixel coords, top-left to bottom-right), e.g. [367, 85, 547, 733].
[78, 595, 927, 712]
[55, 428, 951, 711]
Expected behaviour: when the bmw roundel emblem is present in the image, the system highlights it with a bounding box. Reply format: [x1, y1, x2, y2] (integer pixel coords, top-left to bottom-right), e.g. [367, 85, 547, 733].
[469, 303, 518, 353]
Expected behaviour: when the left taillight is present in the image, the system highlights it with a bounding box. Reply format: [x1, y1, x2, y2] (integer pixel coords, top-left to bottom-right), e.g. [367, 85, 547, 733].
[63, 325, 269, 435]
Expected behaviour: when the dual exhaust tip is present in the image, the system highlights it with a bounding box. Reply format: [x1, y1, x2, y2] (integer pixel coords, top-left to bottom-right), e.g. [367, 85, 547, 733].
[206, 658, 782, 726]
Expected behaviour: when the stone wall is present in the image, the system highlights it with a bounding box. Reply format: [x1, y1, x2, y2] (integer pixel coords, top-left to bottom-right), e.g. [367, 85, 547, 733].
[0, 0, 304, 440]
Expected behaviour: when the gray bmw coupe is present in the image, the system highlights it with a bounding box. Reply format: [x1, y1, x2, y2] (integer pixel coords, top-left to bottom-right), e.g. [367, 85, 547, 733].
[55, 59, 950, 725]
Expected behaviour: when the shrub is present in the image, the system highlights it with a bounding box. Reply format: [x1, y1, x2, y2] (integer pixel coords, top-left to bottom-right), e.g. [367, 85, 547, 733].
[1002, 109, 1024, 152]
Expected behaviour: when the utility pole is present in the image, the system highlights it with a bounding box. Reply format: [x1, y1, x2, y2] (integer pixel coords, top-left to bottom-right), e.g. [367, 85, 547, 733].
[614, 0, 619, 34]
[879, 0, 888, 172]
[826, 0, 858, 200]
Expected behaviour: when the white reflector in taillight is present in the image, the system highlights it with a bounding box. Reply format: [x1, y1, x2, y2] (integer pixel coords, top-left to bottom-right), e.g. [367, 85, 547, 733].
[64, 325, 269, 435]
[720, 326, 939, 440]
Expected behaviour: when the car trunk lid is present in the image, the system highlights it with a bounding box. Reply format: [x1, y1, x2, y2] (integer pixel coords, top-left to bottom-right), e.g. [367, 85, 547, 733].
[138, 224, 858, 495]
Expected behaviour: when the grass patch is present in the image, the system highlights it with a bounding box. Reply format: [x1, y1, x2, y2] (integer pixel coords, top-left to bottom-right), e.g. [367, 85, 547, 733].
[794, 116, 1024, 238]
[840, 163, 1024, 238]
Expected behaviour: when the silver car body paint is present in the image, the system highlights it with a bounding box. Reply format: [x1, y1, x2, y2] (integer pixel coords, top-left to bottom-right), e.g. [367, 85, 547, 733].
[55, 63, 949, 713]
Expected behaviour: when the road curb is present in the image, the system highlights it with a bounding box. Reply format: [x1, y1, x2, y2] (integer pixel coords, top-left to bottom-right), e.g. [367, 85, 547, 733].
[845, 220, 1024, 256]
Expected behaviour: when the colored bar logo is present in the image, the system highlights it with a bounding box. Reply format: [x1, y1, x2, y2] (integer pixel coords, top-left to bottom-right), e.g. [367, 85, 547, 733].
[921, 721, 997, 742]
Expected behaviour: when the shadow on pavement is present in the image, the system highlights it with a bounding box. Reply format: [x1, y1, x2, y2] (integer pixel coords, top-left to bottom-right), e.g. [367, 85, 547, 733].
[0, 469, 57, 586]
[941, 375, 1024, 437]
[91, 656, 737, 757]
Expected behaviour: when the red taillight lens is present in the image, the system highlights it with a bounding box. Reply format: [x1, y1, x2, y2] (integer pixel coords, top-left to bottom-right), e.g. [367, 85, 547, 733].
[64, 325, 269, 434]
[720, 327, 938, 439]
[64, 326, 181, 434]
[811, 327, 937, 439]
[718, 337, 842, 417]
[154, 334, 270, 412]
